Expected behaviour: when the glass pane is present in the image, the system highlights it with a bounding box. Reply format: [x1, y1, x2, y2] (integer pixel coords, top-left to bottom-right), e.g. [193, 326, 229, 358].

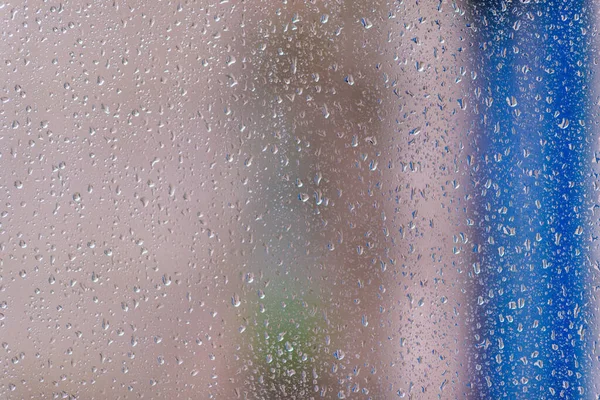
[0, 0, 597, 399]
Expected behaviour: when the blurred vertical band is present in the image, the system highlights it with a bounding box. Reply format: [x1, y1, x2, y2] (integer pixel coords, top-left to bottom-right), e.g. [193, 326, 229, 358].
[469, 1, 592, 397]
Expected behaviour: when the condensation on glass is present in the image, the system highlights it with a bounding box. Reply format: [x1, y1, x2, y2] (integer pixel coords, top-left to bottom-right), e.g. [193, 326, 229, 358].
[0, 1, 598, 399]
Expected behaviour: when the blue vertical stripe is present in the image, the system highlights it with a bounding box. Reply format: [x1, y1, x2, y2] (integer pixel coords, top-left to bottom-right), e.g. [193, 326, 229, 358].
[470, 1, 592, 397]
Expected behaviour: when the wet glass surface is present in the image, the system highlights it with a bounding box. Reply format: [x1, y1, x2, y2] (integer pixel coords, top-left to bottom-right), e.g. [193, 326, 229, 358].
[0, 1, 598, 399]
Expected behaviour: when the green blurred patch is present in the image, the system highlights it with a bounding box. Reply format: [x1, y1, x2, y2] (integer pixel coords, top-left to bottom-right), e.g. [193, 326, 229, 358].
[248, 294, 329, 398]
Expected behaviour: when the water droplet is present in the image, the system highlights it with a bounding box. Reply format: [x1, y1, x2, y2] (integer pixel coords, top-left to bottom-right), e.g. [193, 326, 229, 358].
[558, 118, 570, 129]
[226, 55, 236, 66]
[506, 96, 518, 107]
[298, 193, 310, 202]
[409, 127, 421, 136]
[361, 315, 368, 327]
[231, 293, 241, 307]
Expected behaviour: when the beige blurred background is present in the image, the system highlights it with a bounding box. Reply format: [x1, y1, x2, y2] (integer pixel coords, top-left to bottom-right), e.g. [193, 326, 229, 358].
[0, 0, 473, 398]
